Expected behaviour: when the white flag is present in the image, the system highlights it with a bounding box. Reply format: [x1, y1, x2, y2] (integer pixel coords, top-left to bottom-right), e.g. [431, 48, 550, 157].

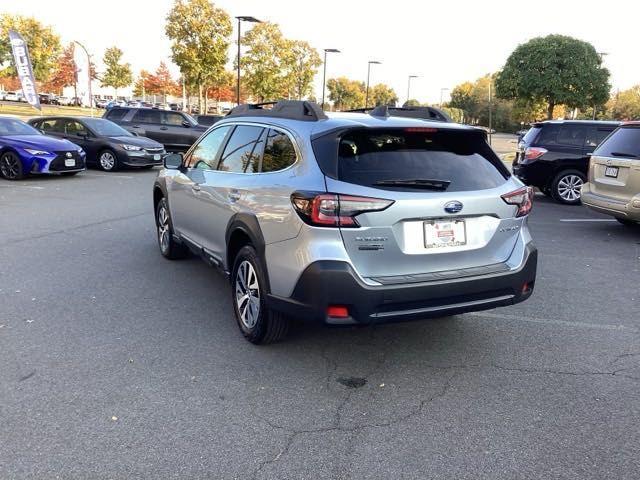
[73, 42, 92, 107]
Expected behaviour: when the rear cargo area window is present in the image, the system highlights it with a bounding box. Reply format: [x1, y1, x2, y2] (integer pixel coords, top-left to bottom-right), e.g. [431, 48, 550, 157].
[594, 127, 640, 158]
[312, 128, 510, 192]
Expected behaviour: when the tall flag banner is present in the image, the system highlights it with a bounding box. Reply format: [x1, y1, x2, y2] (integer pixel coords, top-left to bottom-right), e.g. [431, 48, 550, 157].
[8, 30, 40, 111]
[73, 42, 92, 108]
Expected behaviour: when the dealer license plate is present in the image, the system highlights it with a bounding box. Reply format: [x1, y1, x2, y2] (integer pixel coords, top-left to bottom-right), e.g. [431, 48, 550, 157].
[154, 154, 161, 161]
[64, 159, 75, 167]
[424, 219, 467, 249]
[605, 166, 619, 178]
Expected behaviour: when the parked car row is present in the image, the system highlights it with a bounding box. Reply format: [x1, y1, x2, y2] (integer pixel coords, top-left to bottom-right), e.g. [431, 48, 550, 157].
[0, 116, 166, 179]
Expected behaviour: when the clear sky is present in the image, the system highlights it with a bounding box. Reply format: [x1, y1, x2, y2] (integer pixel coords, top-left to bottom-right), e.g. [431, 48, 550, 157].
[3, 0, 638, 103]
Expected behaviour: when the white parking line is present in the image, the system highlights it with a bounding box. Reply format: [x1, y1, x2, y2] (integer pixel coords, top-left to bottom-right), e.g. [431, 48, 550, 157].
[82, 173, 134, 179]
[559, 218, 617, 222]
[468, 311, 637, 333]
[0, 184, 45, 190]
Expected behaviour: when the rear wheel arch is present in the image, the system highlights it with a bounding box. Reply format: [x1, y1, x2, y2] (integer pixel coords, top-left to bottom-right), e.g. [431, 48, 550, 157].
[225, 214, 268, 282]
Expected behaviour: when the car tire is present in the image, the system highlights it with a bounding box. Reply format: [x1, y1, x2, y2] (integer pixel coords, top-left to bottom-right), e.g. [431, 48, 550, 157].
[0, 151, 25, 180]
[155, 197, 188, 260]
[616, 218, 638, 227]
[551, 170, 586, 205]
[231, 245, 289, 344]
[97, 149, 119, 172]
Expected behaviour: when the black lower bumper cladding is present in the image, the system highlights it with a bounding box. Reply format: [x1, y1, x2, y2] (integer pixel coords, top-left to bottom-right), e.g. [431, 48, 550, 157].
[268, 244, 537, 325]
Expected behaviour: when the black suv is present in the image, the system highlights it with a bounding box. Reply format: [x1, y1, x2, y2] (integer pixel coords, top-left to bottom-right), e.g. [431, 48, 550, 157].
[513, 120, 619, 204]
[103, 107, 207, 152]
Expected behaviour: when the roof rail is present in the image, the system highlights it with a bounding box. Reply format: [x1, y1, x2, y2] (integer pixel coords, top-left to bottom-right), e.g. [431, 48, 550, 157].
[227, 100, 328, 122]
[346, 105, 452, 123]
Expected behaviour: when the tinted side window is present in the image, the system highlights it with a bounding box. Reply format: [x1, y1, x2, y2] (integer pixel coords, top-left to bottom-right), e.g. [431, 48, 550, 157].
[63, 120, 89, 136]
[106, 109, 128, 122]
[556, 125, 587, 147]
[163, 112, 185, 126]
[535, 125, 560, 146]
[261, 129, 297, 172]
[133, 109, 162, 124]
[218, 126, 265, 173]
[585, 127, 614, 148]
[188, 126, 231, 170]
[40, 119, 63, 133]
[594, 127, 640, 158]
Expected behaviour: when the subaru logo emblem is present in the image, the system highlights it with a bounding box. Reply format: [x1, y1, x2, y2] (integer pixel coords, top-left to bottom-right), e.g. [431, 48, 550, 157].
[606, 159, 612, 166]
[66, 152, 72, 158]
[444, 201, 463, 214]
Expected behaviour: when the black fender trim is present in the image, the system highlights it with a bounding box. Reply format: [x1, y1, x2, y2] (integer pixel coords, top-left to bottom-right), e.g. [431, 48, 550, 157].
[225, 213, 269, 286]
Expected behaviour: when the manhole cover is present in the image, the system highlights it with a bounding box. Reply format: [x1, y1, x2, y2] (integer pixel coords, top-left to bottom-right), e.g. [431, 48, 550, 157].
[336, 376, 367, 388]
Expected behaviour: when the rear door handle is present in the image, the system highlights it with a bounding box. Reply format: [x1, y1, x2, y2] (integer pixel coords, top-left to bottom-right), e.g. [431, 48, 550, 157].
[160, 126, 168, 131]
[192, 184, 201, 192]
[228, 189, 241, 202]
[131, 125, 140, 128]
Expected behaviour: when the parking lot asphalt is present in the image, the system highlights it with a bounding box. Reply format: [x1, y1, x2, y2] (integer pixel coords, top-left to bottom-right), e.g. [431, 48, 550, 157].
[1, 169, 639, 480]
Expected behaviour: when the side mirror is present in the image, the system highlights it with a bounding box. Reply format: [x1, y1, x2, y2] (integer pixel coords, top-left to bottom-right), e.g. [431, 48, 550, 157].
[182, 120, 191, 128]
[164, 152, 183, 170]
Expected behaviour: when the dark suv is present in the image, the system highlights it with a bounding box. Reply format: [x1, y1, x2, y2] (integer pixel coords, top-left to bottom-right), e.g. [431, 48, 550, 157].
[513, 120, 619, 204]
[103, 107, 207, 152]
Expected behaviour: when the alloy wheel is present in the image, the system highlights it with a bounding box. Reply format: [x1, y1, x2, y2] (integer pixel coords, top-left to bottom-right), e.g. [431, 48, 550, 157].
[99, 151, 116, 171]
[557, 174, 583, 202]
[157, 203, 170, 254]
[0, 153, 21, 179]
[235, 260, 261, 329]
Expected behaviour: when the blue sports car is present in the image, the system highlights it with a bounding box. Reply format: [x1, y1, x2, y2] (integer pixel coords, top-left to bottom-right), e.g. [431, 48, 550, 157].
[0, 117, 86, 180]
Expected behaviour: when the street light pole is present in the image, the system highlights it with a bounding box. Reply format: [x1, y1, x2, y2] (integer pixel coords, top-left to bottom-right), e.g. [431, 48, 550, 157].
[488, 82, 493, 146]
[406, 75, 418, 106]
[365, 60, 381, 109]
[321, 48, 340, 110]
[235, 16, 261, 106]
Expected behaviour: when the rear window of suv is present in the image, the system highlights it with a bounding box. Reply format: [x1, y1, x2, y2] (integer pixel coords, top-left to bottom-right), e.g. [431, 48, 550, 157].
[594, 126, 640, 158]
[312, 128, 510, 192]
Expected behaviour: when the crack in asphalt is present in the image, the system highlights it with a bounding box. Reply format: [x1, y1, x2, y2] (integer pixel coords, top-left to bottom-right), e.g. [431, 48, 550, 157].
[248, 358, 639, 479]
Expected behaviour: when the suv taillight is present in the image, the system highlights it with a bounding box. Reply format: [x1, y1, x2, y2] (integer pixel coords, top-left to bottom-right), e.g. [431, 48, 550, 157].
[291, 192, 394, 228]
[501, 186, 534, 217]
[522, 147, 547, 163]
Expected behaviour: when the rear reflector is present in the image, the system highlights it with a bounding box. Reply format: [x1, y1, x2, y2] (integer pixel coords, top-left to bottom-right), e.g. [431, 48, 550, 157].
[327, 305, 349, 318]
[501, 186, 534, 217]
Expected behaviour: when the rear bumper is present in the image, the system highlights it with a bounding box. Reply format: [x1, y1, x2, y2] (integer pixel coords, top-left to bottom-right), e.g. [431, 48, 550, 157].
[581, 185, 640, 221]
[268, 243, 537, 325]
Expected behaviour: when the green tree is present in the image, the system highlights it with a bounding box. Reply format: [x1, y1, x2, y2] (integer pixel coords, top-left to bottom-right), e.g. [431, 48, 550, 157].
[240, 22, 288, 102]
[281, 40, 322, 100]
[165, 0, 232, 110]
[495, 34, 610, 119]
[101, 47, 133, 97]
[0, 14, 61, 82]
[369, 83, 398, 106]
[326, 77, 365, 110]
[607, 86, 640, 120]
[403, 99, 422, 107]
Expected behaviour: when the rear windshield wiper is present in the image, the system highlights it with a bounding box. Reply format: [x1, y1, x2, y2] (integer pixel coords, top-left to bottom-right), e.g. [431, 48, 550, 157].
[374, 179, 451, 190]
[609, 151, 640, 158]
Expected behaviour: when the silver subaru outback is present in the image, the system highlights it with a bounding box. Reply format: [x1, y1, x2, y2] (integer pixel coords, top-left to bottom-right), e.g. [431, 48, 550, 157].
[153, 101, 537, 344]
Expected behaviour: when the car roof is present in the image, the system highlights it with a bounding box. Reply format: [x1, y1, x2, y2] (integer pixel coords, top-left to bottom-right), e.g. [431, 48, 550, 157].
[216, 110, 476, 137]
[533, 119, 620, 126]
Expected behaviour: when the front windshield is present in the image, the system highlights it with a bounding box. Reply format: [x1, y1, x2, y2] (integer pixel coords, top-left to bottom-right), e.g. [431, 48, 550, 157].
[0, 118, 41, 136]
[82, 118, 132, 137]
